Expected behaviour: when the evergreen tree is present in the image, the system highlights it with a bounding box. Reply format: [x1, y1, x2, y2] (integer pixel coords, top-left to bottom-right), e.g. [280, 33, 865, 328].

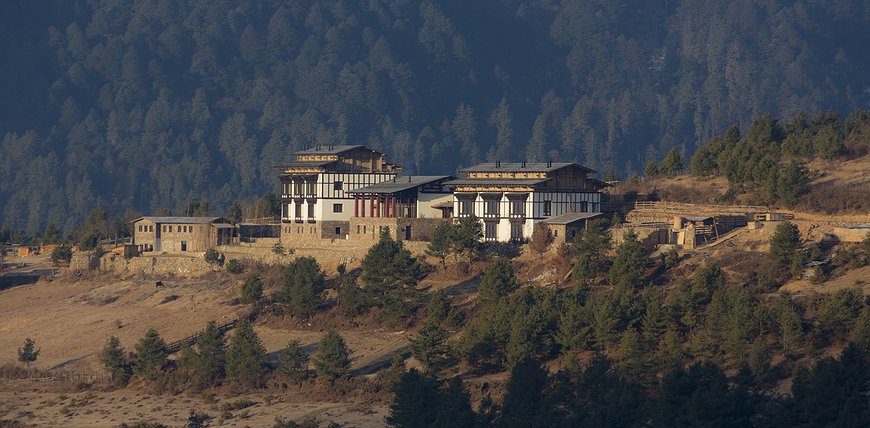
[313, 330, 351, 379]
[278, 340, 309, 381]
[434, 376, 477, 428]
[427, 222, 454, 268]
[387, 369, 442, 427]
[100, 336, 130, 385]
[498, 357, 551, 428]
[225, 202, 243, 223]
[658, 147, 685, 175]
[361, 229, 422, 296]
[192, 321, 226, 388]
[453, 215, 483, 265]
[280, 256, 324, 319]
[608, 232, 648, 290]
[410, 322, 454, 374]
[477, 258, 519, 303]
[240, 274, 264, 304]
[134, 328, 167, 381]
[769, 221, 803, 278]
[652, 363, 753, 428]
[225, 319, 268, 388]
[17, 337, 39, 368]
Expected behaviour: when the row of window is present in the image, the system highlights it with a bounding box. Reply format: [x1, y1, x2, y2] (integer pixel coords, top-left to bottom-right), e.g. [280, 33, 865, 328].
[136, 224, 200, 233]
[281, 180, 345, 197]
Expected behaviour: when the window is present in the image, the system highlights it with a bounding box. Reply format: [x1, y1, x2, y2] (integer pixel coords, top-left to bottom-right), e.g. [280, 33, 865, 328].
[181, 241, 187, 251]
[510, 222, 524, 241]
[138, 225, 142, 232]
[363, 225, 367, 234]
[357, 225, 360, 233]
[150, 226, 153, 232]
[306, 182, 316, 196]
[334, 181, 343, 190]
[333, 203, 343, 213]
[511, 199, 525, 216]
[162, 225, 166, 232]
[485, 199, 499, 217]
[580, 201, 588, 212]
[543, 200, 552, 216]
[335, 227, 341, 235]
[295, 202, 302, 220]
[485, 222, 498, 241]
[168, 225, 173, 232]
[459, 199, 473, 216]
[294, 181, 302, 195]
[307, 203, 315, 219]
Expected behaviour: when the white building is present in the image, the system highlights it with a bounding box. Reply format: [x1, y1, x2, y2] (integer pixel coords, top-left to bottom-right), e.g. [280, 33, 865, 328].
[278, 145, 401, 241]
[448, 162, 605, 242]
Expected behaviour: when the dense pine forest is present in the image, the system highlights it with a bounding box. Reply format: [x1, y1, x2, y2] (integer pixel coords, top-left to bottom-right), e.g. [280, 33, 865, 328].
[1, 0, 869, 233]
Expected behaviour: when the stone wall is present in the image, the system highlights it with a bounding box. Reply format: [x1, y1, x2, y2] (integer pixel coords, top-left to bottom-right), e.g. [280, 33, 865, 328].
[348, 217, 448, 242]
[70, 251, 212, 275]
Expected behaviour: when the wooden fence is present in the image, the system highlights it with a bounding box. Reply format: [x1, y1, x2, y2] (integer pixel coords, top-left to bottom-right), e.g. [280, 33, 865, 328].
[0, 368, 110, 385]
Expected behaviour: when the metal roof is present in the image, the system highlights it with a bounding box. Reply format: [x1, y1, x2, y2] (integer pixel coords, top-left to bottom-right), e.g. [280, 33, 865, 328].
[133, 216, 224, 224]
[212, 223, 236, 228]
[458, 162, 595, 173]
[280, 160, 337, 168]
[846, 224, 870, 229]
[293, 145, 365, 155]
[348, 176, 454, 194]
[446, 178, 549, 186]
[542, 212, 604, 225]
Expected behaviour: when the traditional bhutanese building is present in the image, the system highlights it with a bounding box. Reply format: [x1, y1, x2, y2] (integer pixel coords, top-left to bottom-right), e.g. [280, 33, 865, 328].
[448, 162, 606, 242]
[277, 145, 401, 241]
[346, 175, 455, 241]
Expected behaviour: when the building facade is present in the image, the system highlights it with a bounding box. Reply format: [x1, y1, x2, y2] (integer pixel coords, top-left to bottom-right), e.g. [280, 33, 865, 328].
[449, 162, 605, 242]
[278, 145, 401, 241]
[132, 217, 237, 253]
[346, 175, 455, 241]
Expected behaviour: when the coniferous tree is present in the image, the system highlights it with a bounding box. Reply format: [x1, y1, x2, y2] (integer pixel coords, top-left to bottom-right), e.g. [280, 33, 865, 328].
[192, 321, 226, 387]
[608, 232, 647, 290]
[453, 215, 483, 265]
[240, 274, 264, 304]
[427, 222, 454, 268]
[134, 328, 167, 381]
[434, 376, 477, 428]
[410, 322, 454, 374]
[498, 357, 552, 428]
[769, 221, 803, 278]
[280, 256, 324, 319]
[387, 369, 442, 427]
[225, 319, 268, 388]
[101, 336, 130, 385]
[313, 330, 351, 379]
[17, 338, 39, 368]
[361, 229, 422, 296]
[278, 340, 309, 382]
[477, 258, 519, 303]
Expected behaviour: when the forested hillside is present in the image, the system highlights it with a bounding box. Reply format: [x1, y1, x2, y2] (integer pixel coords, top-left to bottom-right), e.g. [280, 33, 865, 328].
[2, 0, 868, 233]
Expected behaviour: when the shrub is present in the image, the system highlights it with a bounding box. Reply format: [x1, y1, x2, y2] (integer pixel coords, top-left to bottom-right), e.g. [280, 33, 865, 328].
[226, 259, 244, 274]
[240, 275, 264, 304]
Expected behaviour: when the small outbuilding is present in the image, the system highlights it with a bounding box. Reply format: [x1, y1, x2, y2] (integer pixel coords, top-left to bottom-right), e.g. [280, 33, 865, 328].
[542, 212, 605, 244]
[131, 216, 238, 254]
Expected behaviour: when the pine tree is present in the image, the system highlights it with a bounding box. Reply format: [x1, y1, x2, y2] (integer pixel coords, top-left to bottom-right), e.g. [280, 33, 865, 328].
[410, 322, 454, 374]
[608, 232, 648, 290]
[193, 321, 226, 387]
[851, 305, 870, 354]
[101, 336, 130, 385]
[387, 369, 442, 427]
[478, 258, 519, 303]
[427, 222, 454, 268]
[134, 328, 167, 381]
[313, 330, 351, 379]
[17, 338, 39, 368]
[225, 319, 268, 388]
[453, 215, 483, 266]
[658, 147, 685, 175]
[280, 256, 324, 319]
[499, 357, 550, 427]
[361, 229, 422, 295]
[240, 274, 264, 304]
[278, 340, 309, 381]
[770, 221, 804, 278]
[433, 376, 477, 428]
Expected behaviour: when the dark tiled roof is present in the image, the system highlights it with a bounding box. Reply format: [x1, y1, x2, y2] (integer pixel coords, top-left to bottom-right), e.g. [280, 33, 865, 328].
[348, 176, 454, 194]
[459, 162, 595, 173]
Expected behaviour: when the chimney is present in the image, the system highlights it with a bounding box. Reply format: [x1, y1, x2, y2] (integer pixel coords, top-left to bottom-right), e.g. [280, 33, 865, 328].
[496, 161, 500, 168]
[521, 161, 526, 168]
[547, 161, 552, 168]
[409, 176, 412, 183]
